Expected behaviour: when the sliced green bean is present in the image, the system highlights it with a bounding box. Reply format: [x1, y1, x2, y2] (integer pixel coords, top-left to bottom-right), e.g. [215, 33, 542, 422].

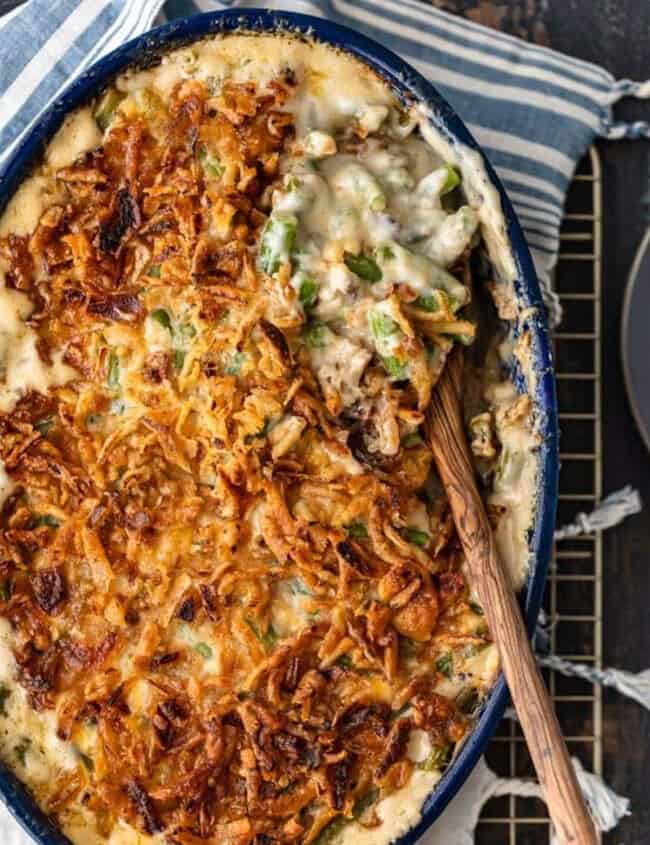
[260, 214, 298, 275]
[369, 310, 398, 340]
[382, 355, 407, 380]
[225, 351, 245, 375]
[94, 88, 125, 132]
[336, 163, 386, 211]
[436, 652, 453, 678]
[150, 308, 172, 332]
[419, 744, 451, 771]
[198, 146, 224, 179]
[298, 276, 319, 310]
[346, 522, 369, 539]
[34, 418, 54, 437]
[173, 349, 186, 371]
[344, 251, 382, 283]
[303, 322, 329, 348]
[401, 527, 429, 547]
[107, 350, 120, 388]
[194, 642, 213, 659]
[440, 164, 461, 196]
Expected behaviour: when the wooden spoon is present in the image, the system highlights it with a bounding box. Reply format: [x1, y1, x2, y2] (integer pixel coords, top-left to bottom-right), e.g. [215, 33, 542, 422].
[424, 348, 597, 845]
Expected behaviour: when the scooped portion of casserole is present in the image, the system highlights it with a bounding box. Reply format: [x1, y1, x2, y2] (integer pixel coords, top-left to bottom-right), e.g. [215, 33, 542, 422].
[0, 33, 538, 845]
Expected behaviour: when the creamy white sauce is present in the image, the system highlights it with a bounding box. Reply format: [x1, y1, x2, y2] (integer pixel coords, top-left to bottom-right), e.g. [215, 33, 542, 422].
[487, 382, 539, 587]
[45, 107, 102, 172]
[271, 579, 312, 638]
[310, 332, 372, 407]
[417, 115, 541, 588]
[107, 821, 162, 845]
[338, 770, 440, 845]
[117, 35, 394, 138]
[0, 460, 15, 508]
[0, 620, 77, 785]
[0, 175, 62, 239]
[0, 280, 75, 413]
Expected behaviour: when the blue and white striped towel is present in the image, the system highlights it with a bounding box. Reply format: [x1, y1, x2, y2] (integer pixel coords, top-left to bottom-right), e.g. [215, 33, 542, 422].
[1, 0, 649, 323]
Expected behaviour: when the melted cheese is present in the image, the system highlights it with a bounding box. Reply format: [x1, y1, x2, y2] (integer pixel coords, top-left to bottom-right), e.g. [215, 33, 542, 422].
[0, 175, 63, 238]
[0, 281, 75, 412]
[45, 107, 102, 172]
[107, 822, 162, 845]
[488, 381, 540, 588]
[0, 620, 77, 785]
[310, 333, 372, 407]
[0, 460, 14, 508]
[117, 35, 394, 137]
[338, 770, 440, 845]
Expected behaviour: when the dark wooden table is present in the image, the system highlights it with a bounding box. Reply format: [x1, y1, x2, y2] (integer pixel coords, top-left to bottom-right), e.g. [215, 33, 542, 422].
[435, 5, 650, 844]
[1, 0, 648, 842]
[434, 6, 650, 844]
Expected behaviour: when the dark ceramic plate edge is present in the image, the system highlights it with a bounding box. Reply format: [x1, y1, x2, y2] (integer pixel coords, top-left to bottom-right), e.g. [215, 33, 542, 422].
[0, 9, 558, 845]
[621, 227, 650, 454]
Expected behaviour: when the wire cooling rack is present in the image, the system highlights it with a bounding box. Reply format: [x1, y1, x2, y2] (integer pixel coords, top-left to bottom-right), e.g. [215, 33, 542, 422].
[476, 146, 604, 844]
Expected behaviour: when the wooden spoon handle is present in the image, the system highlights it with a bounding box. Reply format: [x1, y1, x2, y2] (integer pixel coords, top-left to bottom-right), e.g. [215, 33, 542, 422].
[426, 353, 597, 845]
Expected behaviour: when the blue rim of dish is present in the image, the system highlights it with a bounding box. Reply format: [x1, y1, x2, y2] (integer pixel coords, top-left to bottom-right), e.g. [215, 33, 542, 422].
[0, 9, 558, 845]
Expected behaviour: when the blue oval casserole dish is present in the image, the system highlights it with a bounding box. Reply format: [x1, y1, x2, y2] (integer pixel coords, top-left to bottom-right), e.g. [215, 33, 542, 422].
[0, 9, 558, 845]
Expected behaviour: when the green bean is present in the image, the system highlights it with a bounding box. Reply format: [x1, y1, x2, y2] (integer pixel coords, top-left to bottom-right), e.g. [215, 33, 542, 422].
[402, 431, 423, 448]
[344, 251, 382, 283]
[245, 618, 278, 651]
[34, 418, 54, 436]
[150, 308, 172, 332]
[419, 744, 451, 771]
[173, 349, 186, 371]
[382, 355, 407, 380]
[178, 323, 196, 338]
[440, 164, 461, 196]
[225, 351, 245, 375]
[303, 322, 329, 348]
[78, 752, 94, 772]
[194, 642, 213, 659]
[94, 88, 125, 132]
[417, 164, 461, 198]
[198, 146, 224, 179]
[414, 290, 458, 313]
[107, 350, 120, 388]
[436, 652, 453, 678]
[401, 527, 429, 547]
[456, 687, 480, 714]
[353, 788, 380, 818]
[298, 276, 319, 310]
[378, 241, 468, 305]
[369, 310, 398, 340]
[259, 214, 298, 275]
[34, 514, 61, 529]
[346, 522, 369, 539]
